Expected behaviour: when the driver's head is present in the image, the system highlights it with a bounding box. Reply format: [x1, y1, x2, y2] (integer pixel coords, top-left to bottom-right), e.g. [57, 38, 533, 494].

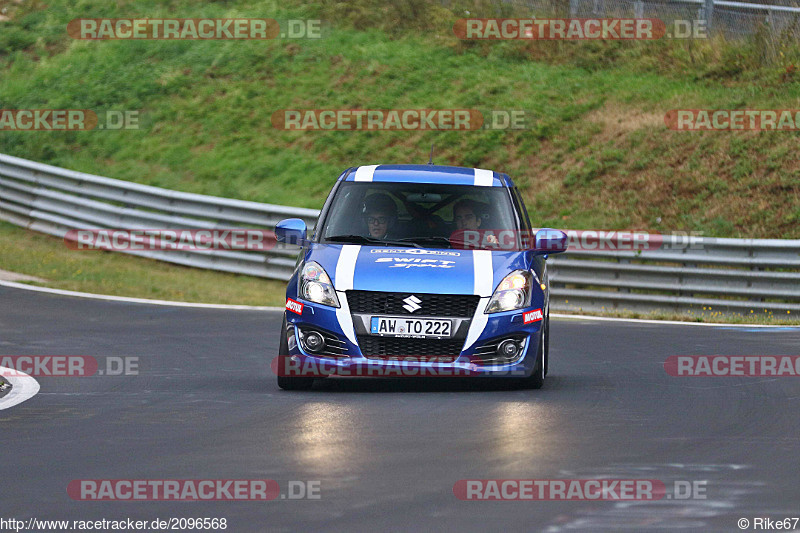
[362, 194, 397, 239]
[453, 199, 483, 231]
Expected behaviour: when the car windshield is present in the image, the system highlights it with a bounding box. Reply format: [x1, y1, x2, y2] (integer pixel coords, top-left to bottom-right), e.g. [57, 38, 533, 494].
[319, 181, 523, 249]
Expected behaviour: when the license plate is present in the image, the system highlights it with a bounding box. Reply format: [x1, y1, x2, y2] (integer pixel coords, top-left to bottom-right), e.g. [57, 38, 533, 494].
[370, 317, 452, 338]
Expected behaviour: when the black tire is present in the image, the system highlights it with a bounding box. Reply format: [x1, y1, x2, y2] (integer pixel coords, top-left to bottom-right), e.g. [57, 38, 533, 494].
[276, 315, 314, 391]
[519, 323, 546, 389]
[277, 375, 315, 390]
[544, 308, 550, 376]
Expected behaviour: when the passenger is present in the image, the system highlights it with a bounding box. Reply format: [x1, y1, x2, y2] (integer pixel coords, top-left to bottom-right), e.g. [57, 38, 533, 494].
[453, 199, 484, 231]
[362, 193, 398, 239]
[453, 199, 497, 245]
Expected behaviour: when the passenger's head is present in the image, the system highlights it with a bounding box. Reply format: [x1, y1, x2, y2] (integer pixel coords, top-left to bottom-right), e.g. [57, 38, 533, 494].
[362, 194, 398, 239]
[453, 199, 484, 231]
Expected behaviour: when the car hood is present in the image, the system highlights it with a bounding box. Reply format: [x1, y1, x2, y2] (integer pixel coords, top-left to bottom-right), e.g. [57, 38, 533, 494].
[305, 244, 530, 297]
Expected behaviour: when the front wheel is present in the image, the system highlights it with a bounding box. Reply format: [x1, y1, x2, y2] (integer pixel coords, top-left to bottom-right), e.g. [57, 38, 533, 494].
[519, 321, 546, 389]
[544, 308, 549, 376]
[276, 315, 314, 391]
[277, 375, 315, 391]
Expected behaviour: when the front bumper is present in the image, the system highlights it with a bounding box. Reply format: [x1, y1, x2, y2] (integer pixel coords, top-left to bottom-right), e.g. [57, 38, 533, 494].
[279, 294, 544, 378]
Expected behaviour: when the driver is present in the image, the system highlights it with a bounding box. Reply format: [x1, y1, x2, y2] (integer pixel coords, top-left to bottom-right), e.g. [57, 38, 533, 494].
[362, 193, 398, 239]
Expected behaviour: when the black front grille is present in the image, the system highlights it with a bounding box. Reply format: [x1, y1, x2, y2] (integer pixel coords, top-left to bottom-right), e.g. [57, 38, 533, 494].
[347, 291, 480, 317]
[357, 335, 464, 362]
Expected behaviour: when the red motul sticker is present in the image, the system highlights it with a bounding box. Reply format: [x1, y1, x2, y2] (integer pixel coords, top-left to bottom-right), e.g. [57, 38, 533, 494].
[285, 298, 304, 315]
[523, 308, 543, 324]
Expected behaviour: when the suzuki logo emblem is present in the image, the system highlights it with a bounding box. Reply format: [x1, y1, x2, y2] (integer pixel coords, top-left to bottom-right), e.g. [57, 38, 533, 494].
[402, 295, 422, 313]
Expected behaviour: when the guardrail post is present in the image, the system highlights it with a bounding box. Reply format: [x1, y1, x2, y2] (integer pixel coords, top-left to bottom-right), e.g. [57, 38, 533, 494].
[703, 0, 714, 33]
[618, 257, 630, 293]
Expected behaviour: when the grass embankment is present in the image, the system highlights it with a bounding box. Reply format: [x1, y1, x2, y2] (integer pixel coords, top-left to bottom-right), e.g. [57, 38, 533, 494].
[0, 221, 287, 306]
[0, 0, 797, 317]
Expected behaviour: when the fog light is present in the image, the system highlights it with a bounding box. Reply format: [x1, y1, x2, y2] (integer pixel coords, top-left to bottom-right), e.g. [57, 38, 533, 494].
[302, 331, 326, 353]
[497, 339, 520, 359]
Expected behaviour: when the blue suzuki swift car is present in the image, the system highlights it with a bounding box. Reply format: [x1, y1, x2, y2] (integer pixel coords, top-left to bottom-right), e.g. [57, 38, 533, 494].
[274, 164, 567, 390]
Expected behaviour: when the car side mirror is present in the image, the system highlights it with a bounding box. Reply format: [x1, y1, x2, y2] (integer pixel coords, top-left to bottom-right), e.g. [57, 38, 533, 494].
[532, 228, 568, 255]
[275, 218, 307, 245]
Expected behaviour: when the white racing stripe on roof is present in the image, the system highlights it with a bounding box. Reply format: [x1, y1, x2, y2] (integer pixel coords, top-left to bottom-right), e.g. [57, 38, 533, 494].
[474, 168, 494, 186]
[354, 165, 379, 182]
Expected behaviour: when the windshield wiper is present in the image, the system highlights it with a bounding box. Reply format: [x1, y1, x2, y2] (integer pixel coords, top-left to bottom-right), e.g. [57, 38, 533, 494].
[325, 235, 422, 248]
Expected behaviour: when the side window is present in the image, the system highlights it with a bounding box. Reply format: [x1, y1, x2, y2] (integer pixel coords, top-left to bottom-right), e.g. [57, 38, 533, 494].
[511, 187, 532, 231]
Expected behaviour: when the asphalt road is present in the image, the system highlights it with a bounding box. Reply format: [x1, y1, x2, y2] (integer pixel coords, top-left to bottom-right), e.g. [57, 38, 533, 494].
[2, 285, 800, 532]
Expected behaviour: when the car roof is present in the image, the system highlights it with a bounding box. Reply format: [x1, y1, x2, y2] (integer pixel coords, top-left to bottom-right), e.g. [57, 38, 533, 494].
[339, 164, 514, 187]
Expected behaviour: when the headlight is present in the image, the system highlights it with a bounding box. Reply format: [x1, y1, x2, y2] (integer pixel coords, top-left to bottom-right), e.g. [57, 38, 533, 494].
[485, 270, 532, 313]
[300, 261, 340, 307]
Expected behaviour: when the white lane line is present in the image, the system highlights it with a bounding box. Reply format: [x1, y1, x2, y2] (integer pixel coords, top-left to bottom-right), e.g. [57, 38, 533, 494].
[0, 279, 795, 328]
[0, 280, 283, 310]
[0, 367, 40, 410]
[550, 312, 796, 328]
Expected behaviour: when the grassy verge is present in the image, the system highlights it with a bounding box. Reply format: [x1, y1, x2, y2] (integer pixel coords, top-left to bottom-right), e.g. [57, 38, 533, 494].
[0, 1, 798, 237]
[0, 221, 288, 306]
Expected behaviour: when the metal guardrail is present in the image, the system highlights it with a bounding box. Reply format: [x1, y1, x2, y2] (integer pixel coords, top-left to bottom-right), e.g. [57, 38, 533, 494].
[0, 153, 798, 315]
[513, 0, 800, 44]
[0, 153, 317, 280]
[549, 237, 800, 315]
